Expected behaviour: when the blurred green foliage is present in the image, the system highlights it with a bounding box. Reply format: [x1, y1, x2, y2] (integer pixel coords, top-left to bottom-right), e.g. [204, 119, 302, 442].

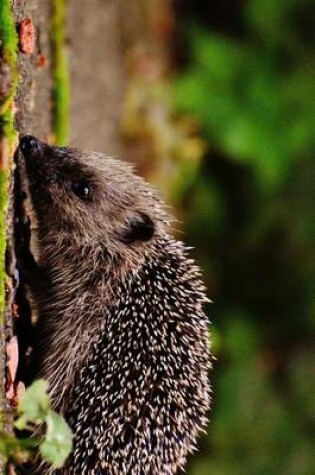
[175, 1, 314, 187]
[173, 0, 314, 473]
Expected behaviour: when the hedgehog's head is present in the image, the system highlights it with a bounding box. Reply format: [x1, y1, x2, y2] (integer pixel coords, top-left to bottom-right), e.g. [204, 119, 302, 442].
[19, 136, 170, 263]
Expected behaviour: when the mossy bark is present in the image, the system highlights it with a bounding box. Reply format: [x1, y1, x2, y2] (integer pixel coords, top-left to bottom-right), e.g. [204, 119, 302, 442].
[1, 0, 55, 471]
[0, 0, 18, 471]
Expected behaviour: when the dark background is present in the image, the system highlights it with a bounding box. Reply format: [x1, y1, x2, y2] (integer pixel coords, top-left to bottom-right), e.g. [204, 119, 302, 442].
[172, 1, 314, 474]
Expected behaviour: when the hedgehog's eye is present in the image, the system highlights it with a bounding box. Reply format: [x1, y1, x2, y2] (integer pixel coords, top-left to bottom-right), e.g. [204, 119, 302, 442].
[71, 181, 91, 200]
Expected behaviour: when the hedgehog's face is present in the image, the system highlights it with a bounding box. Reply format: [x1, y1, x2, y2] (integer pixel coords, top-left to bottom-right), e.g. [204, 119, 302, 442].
[19, 136, 166, 256]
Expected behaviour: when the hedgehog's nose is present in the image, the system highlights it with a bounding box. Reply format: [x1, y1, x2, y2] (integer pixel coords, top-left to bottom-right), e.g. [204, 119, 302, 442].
[19, 135, 42, 158]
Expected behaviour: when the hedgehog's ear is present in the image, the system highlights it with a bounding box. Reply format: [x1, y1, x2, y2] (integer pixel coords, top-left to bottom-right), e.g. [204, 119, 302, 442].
[119, 212, 155, 244]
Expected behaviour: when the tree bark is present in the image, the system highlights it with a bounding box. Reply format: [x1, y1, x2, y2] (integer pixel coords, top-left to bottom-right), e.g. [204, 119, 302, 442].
[1, 1, 53, 471]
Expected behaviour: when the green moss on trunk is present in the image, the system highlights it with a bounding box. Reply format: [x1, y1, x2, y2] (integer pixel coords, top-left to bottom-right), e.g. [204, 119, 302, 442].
[0, 1, 18, 470]
[0, 0, 18, 310]
[51, 0, 69, 145]
[0, 0, 18, 114]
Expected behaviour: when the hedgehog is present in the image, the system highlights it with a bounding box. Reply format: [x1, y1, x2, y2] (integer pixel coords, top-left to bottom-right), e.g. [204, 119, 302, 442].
[17, 135, 211, 475]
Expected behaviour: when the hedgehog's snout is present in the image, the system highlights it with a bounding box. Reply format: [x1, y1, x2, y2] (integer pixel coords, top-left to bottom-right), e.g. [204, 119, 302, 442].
[19, 135, 43, 160]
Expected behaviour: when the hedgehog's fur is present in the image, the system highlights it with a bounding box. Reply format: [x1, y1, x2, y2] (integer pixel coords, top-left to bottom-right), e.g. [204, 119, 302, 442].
[19, 136, 211, 475]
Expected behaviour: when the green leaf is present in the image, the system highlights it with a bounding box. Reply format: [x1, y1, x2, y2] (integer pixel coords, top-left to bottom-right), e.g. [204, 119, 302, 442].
[15, 380, 51, 430]
[40, 411, 73, 468]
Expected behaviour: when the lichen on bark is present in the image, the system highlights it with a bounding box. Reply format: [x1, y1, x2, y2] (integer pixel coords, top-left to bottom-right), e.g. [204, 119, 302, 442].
[0, 0, 19, 470]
